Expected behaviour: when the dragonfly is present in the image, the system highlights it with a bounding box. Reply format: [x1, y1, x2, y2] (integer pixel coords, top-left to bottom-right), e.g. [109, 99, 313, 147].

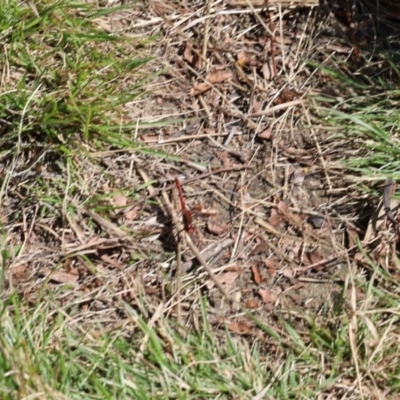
[175, 177, 195, 234]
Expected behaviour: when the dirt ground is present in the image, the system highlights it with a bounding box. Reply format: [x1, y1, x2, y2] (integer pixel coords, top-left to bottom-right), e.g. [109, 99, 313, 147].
[5, 0, 400, 361]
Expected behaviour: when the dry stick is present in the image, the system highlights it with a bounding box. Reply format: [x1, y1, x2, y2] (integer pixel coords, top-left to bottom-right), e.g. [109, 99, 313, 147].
[137, 168, 183, 319]
[201, 0, 212, 62]
[266, 5, 281, 86]
[160, 190, 231, 300]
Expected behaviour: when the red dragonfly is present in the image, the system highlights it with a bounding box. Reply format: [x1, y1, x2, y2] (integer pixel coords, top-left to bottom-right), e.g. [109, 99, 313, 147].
[175, 177, 195, 234]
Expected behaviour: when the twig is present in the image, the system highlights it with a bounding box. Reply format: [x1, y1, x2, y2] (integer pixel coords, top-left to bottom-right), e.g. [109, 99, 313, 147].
[160, 190, 231, 300]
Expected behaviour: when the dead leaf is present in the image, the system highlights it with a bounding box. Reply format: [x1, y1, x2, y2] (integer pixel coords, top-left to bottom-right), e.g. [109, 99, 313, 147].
[245, 298, 259, 309]
[125, 207, 139, 221]
[190, 70, 232, 96]
[183, 44, 199, 68]
[264, 258, 279, 272]
[214, 150, 232, 167]
[252, 99, 261, 113]
[250, 241, 269, 256]
[267, 208, 282, 227]
[207, 220, 229, 236]
[346, 225, 359, 247]
[277, 201, 303, 227]
[258, 288, 278, 304]
[281, 268, 294, 279]
[12, 264, 27, 279]
[354, 252, 367, 263]
[291, 168, 306, 186]
[39, 268, 79, 284]
[261, 61, 275, 81]
[302, 251, 323, 266]
[183, 44, 194, 64]
[140, 135, 158, 143]
[251, 264, 263, 285]
[225, 320, 253, 335]
[206, 271, 239, 289]
[258, 126, 272, 140]
[277, 201, 290, 214]
[236, 51, 253, 66]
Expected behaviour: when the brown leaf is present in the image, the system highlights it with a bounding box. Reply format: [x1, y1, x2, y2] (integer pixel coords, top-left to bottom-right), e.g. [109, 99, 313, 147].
[40, 268, 79, 284]
[112, 193, 127, 207]
[207, 220, 229, 236]
[206, 271, 239, 289]
[258, 126, 272, 140]
[258, 288, 278, 304]
[264, 258, 279, 272]
[277, 201, 290, 214]
[225, 320, 253, 335]
[291, 168, 306, 186]
[252, 99, 261, 113]
[190, 70, 232, 96]
[12, 264, 27, 279]
[281, 268, 294, 279]
[183, 44, 194, 64]
[250, 241, 269, 256]
[207, 70, 233, 84]
[125, 207, 139, 221]
[251, 264, 263, 285]
[245, 298, 259, 309]
[354, 252, 367, 263]
[346, 225, 359, 248]
[261, 61, 275, 80]
[236, 51, 254, 66]
[267, 208, 282, 227]
[302, 251, 323, 266]
[214, 150, 232, 167]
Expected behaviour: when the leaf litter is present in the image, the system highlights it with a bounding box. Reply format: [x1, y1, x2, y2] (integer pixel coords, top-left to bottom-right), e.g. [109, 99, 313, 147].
[3, 1, 400, 396]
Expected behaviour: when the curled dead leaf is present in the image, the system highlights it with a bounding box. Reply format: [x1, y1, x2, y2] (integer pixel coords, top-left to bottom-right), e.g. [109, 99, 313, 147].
[251, 264, 263, 285]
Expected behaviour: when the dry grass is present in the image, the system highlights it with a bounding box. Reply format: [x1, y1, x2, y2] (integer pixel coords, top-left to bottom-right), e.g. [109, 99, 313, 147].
[1, 0, 400, 398]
